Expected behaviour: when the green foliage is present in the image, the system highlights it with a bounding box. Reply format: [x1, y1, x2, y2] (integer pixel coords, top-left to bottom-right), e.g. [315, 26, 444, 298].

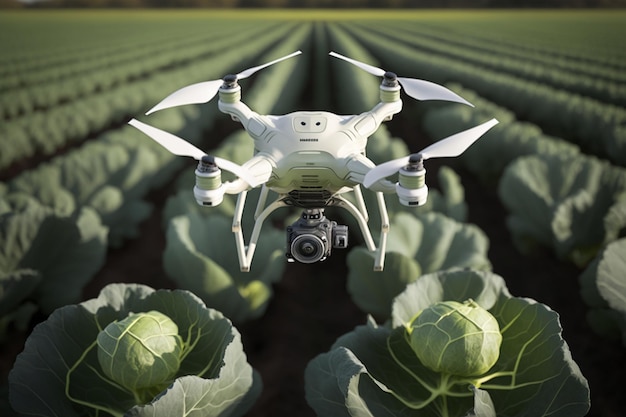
[9, 283, 261, 417]
[305, 270, 590, 417]
[97, 310, 184, 399]
[407, 300, 502, 377]
[346, 212, 491, 318]
[579, 238, 626, 345]
[164, 212, 285, 322]
[0, 195, 107, 340]
[422, 87, 580, 183]
[499, 153, 626, 266]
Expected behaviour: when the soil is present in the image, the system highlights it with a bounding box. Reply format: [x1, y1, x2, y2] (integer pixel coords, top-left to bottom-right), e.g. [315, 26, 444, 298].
[1, 109, 623, 417]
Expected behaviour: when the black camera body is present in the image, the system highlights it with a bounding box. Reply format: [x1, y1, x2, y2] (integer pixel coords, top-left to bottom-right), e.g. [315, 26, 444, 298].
[286, 209, 348, 264]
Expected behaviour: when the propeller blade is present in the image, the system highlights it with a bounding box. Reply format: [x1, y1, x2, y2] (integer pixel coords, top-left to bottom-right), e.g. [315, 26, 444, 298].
[129, 118, 205, 159]
[329, 51, 385, 77]
[129, 119, 258, 186]
[237, 50, 302, 79]
[363, 118, 498, 188]
[146, 79, 223, 115]
[146, 51, 302, 115]
[397, 77, 473, 106]
[329, 52, 473, 106]
[420, 118, 498, 160]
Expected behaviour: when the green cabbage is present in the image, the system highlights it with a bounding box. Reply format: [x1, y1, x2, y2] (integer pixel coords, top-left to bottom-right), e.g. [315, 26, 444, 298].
[9, 283, 261, 417]
[306, 269, 590, 417]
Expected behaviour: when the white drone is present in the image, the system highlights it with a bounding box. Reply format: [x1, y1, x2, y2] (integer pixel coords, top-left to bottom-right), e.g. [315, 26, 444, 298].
[129, 51, 497, 271]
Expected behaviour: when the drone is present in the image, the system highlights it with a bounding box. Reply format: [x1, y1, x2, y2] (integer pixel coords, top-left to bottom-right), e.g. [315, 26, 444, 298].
[129, 51, 498, 272]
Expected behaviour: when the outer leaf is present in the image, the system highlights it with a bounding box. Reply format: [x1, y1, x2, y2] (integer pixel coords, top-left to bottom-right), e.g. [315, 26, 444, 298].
[499, 153, 626, 265]
[579, 238, 626, 344]
[307, 270, 590, 417]
[0, 269, 40, 317]
[163, 212, 284, 322]
[347, 212, 491, 318]
[596, 239, 626, 314]
[465, 386, 496, 417]
[9, 283, 260, 417]
[6, 164, 76, 215]
[0, 198, 107, 314]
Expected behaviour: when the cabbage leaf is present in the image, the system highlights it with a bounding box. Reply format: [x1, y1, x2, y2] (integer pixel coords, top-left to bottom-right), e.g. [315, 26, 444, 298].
[0, 196, 107, 336]
[347, 212, 491, 318]
[163, 211, 285, 322]
[306, 270, 590, 417]
[579, 238, 626, 344]
[499, 153, 626, 266]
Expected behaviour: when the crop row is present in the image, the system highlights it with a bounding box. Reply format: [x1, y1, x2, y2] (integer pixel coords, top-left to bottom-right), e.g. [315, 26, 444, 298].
[387, 20, 626, 85]
[0, 23, 279, 119]
[0, 23, 297, 172]
[363, 22, 626, 107]
[340, 23, 626, 166]
[408, 14, 626, 70]
[0, 16, 278, 90]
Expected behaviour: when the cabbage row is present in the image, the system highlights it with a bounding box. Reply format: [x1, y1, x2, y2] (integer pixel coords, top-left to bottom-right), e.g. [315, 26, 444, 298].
[384, 19, 626, 86]
[0, 22, 288, 171]
[361, 22, 626, 108]
[341, 22, 626, 167]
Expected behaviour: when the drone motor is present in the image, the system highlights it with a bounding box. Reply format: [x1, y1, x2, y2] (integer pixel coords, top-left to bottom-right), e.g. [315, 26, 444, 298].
[194, 156, 225, 207]
[396, 154, 428, 207]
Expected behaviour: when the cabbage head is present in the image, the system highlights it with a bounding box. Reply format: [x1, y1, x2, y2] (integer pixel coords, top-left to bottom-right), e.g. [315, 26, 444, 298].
[9, 283, 261, 417]
[407, 300, 502, 377]
[97, 310, 184, 402]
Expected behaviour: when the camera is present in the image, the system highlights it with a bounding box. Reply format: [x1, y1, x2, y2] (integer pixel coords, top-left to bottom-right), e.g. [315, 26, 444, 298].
[286, 209, 348, 264]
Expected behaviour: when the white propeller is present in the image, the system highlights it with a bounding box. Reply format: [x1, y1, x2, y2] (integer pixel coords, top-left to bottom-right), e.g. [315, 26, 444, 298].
[146, 51, 303, 115]
[363, 118, 499, 188]
[329, 51, 473, 107]
[128, 119, 259, 186]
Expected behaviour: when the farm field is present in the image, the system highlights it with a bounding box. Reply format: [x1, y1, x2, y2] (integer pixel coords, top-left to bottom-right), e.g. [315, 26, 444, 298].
[1, 8, 625, 417]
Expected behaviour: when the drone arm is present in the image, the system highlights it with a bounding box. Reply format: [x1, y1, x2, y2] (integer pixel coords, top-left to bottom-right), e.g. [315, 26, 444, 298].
[346, 154, 396, 193]
[367, 100, 403, 128]
[223, 155, 273, 194]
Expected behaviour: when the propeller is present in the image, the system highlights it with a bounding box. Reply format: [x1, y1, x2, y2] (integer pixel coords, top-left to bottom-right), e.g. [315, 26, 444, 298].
[128, 118, 259, 186]
[146, 50, 303, 115]
[363, 118, 499, 188]
[329, 51, 473, 107]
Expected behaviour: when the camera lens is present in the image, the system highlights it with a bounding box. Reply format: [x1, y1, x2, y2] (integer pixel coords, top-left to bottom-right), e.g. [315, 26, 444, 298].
[290, 234, 326, 263]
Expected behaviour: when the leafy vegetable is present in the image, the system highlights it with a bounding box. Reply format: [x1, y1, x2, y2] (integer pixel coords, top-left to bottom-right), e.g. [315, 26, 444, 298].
[97, 310, 184, 403]
[0, 195, 107, 340]
[579, 238, 626, 344]
[499, 153, 626, 266]
[163, 211, 285, 322]
[407, 300, 502, 377]
[305, 269, 590, 417]
[347, 212, 491, 318]
[9, 283, 261, 417]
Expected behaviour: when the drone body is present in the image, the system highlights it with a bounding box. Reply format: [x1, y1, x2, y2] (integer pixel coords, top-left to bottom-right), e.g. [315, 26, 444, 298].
[129, 51, 498, 271]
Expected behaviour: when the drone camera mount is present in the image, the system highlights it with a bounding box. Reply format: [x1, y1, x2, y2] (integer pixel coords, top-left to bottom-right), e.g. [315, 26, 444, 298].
[194, 155, 225, 207]
[285, 208, 349, 264]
